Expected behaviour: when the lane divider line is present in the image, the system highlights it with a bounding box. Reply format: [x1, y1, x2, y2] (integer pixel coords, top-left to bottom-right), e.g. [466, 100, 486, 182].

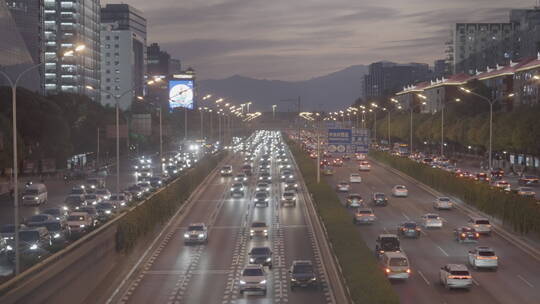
[517, 274, 534, 288]
[437, 246, 449, 257]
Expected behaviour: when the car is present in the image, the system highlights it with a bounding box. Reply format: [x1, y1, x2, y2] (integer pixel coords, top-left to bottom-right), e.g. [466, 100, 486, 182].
[66, 212, 93, 233]
[342, 154, 351, 161]
[490, 168, 504, 180]
[372, 192, 388, 206]
[380, 252, 411, 280]
[28, 220, 71, 244]
[7, 227, 52, 260]
[184, 223, 208, 244]
[25, 214, 56, 227]
[280, 170, 294, 181]
[95, 188, 112, 200]
[289, 260, 318, 290]
[375, 234, 401, 256]
[439, 264, 472, 290]
[42, 207, 69, 222]
[279, 161, 292, 169]
[517, 187, 536, 197]
[336, 181, 350, 192]
[235, 173, 248, 182]
[474, 172, 490, 182]
[281, 191, 297, 207]
[349, 173, 362, 183]
[231, 188, 245, 199]
[220, 165, 233, 176]
[353, 208, 376, 224]
[392, 185, 408, 197]
[0, 224, 20, 241]
[518, 175, 539, 185]
[332, 158, 343, 167]
[77, 206, 99, 225]
[433, 197, 453, 210]
[96, 202, 117, 221]
[492, 180, 511, 191]
[84, 194, 101, 205]
[127, 185, 145, 199]
[454, 226, 479, 243]
[255, 182, 270, 192]
[468, 217, 491, 235]
[239, 265, 267, 295]
[421, 213, 443, 228]
[468, 246, 498, 270]
[149, 177, 164, 188]
[249, 222, 269, 239]
[242, 164, 253, 176]
[137, 181, 152, 193]
[164, 164, 179, 176]
[259, 172, 272, 182]
[322, 167, 334, 176]
[69, 186, 87, 196]
[109, 194, 128, 208]
[0, 237, 9, 255]
[359, 161, 371, 171]
[21, 183, 48, 206]
[254, 191, 270, 207]
[248, 246, 273, 268]
[397, 221, 421, 238]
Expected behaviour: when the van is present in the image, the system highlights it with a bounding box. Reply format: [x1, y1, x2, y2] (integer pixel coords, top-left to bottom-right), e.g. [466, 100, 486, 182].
[380, 252, 410, 280]
[22, 183, 48, 206]
[468, 217, 491, 235]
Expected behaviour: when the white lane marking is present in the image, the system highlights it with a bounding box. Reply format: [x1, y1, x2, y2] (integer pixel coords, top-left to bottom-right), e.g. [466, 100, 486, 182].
[517, 274, 534, 288]
[402, 212, 410, 221]
[417, 270, 430, 286]
[421, 230, 429, 236]
[437, 246, 449, 257]
[472, 278, 480, 286]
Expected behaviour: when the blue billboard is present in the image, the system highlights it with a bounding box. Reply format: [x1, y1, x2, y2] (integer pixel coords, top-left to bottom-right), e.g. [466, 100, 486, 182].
[169, 79, 194, 110]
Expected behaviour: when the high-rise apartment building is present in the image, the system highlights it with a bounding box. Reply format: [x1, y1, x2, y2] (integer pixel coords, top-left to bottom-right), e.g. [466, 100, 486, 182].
[5, 0, 41, 66]
[364, 61, 431, 98]
[510, 8, 540, 59]
[42, 0, 100, 100]
[0, 0, 40, 91]
[147, 43, 171, 76]
[101, 4, 146, 98]
[452, 23, 519, 75]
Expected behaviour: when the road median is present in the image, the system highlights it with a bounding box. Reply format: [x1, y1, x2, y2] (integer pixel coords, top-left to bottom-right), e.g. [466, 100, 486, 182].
[289, 140, 399, 304]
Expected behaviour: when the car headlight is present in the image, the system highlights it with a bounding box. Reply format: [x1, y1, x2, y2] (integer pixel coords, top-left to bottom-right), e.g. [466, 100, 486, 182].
[240, 280, 246, 285]
[266, 257, 271, 262]
[121, 202, 126, 206]
[291, 278, 297, 282]
[250, 230, 254, 235]
[30, 244, 38, 250]
[260, 280, 266, 284]
[249, 258, 255, 262]
[263, 229, 268, 233]
[62, 206, 69, 211]
[310, 277, 317, 281]
[265, 198, 269, 202]
[198, 233, 205, 238]
[105, 210, 111, 214]
[80, 224, 85, 228]
[231, 188, 234, 191]
[34, 197, 38, 200]
[54, 233, 61, 238]
[184, 233, 190, 238]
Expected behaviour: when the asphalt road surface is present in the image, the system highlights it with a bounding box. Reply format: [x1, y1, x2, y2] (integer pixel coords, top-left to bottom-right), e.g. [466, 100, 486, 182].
[109, 147, 334, 304]
[324, 157, 540, 304]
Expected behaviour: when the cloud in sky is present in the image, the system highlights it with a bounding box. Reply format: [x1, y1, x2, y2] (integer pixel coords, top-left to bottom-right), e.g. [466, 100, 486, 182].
[103, 0, 533, 80]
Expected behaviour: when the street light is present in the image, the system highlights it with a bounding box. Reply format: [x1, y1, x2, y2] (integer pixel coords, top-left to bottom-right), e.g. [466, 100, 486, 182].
[0, 44, 86, 275]
[459, 87, 514, 171]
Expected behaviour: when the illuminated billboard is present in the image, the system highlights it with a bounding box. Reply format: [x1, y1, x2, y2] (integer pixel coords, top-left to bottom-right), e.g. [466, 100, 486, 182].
[169, 79, 194, 110]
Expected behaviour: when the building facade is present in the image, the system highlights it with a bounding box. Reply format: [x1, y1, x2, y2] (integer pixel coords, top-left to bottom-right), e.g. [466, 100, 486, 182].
[364, 61, 431, 99]
[5, 0, 41, 66]
[452, 23, 519, 75]
[42, 0, 100, 100]
[101, 4, 146, 98]
[0, 0, 40, 91]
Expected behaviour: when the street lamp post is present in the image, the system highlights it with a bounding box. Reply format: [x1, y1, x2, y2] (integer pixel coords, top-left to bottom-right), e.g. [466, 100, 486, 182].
[0, 44, 85, 275]
[272, 105, 277, 120]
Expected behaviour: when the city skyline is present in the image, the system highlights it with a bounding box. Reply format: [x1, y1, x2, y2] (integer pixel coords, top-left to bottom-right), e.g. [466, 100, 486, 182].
[104, 0, 533, 81]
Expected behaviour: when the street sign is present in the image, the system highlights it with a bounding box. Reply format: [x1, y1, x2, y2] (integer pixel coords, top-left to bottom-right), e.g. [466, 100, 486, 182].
[327, 128, 353, 154]
[352, 128, 370, 153]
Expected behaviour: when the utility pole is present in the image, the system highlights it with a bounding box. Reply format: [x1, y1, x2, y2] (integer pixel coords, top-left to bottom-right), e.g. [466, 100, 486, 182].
[97, 128, 100, 170]
[316, 119, 321, 183]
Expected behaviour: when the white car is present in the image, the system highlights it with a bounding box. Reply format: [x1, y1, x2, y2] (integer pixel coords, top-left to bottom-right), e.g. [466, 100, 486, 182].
[433, 197, 453, 210]
[239, 265, 267, 295]
[468, 217, 491, 235]
[468, 246, 498, 270]
[350, 173, 362, 183]
[421, 213, 443, 228]
[492, 180, 511, 191]
[392, 185, 408, 197]
[66, 212, 93, 233]
[336, 181, 351, 192]
[184, 223, 208, 244]
[359, 161, 371, 171]
[380, 252, 410, 280]
[439, 264, 472, 290]
[353, 208, 376, 224]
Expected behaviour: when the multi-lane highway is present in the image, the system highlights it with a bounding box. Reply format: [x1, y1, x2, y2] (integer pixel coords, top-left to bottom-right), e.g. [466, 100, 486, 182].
[108, 133, 337, 304]
[322, 156, 540, 304]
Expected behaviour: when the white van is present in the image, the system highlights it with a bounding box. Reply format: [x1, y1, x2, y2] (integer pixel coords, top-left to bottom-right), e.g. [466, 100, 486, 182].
[22, 183, 48, 206]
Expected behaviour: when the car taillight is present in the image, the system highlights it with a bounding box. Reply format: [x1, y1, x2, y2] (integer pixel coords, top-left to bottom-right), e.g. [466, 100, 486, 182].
[475, 233, 480, 238]
[477, 256, 497, 260]
[461, 233, 466, 237]
[406, 269, 411, 273]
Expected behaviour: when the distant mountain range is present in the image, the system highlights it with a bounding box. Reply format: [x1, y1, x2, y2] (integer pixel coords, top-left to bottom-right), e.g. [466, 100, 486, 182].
[198, 65, 368, 112]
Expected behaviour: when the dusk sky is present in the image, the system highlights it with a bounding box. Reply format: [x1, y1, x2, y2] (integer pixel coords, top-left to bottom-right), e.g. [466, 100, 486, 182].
[105, 0, 534, 81]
